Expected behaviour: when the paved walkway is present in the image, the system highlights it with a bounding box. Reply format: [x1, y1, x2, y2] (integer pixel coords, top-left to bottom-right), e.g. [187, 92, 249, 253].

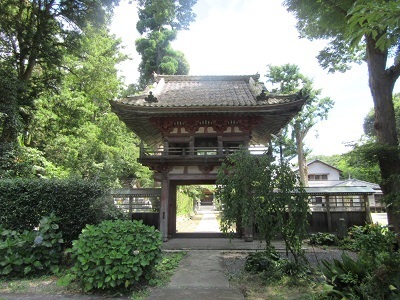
[176, 205, 221, 233]
[146, 250, 244, 300]
[195, 207, 220, 232]
[146, 206, 265, 299]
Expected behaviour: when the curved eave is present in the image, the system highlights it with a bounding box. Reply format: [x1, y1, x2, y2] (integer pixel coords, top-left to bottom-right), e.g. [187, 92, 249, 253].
[110, 97, 306, 114]
[110, 97, 306, 146]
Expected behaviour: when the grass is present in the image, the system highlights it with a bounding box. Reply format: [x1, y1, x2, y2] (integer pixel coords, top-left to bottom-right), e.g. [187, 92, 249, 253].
[230, 271, 321, 300]
[0, 251, 186, 300]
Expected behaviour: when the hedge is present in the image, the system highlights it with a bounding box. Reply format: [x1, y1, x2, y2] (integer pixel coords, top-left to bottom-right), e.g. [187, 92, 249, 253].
[0, 178, 115, 246]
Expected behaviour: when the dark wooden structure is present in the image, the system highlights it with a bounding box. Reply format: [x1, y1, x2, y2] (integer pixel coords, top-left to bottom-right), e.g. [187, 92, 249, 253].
[110, 188, 161, 229]
[110, 74, 307, 240]
[306, 186, 374, 232]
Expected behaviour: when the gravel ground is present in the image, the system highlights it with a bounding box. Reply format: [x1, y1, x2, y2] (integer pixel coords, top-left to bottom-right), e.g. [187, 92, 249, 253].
[221, 246, 358, 276]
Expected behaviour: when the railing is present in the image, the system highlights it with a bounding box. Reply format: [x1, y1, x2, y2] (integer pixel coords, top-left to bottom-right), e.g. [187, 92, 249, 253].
[140, 146, 268, 157]
[110, 188, 161, 213]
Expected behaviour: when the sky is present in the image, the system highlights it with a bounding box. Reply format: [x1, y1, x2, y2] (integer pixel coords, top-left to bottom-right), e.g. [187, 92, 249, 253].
[110, 0, 400, 157]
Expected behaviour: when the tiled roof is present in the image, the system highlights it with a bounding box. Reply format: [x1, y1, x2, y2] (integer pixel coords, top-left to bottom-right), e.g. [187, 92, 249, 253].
[110, 74, 308, 145]
[304, 186, 375, 195]
[114, 75, 302, 108]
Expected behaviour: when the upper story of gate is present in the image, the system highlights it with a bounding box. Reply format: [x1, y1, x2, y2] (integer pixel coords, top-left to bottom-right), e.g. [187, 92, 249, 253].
[110, 74, 307, 171]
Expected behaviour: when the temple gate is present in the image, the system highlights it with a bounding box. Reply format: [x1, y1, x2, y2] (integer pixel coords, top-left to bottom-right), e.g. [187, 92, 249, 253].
[110, 74, 307, 241]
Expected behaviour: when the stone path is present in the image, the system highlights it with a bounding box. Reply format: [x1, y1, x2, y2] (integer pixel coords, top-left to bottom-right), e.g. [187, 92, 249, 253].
[146, 251, 244, 300]
[176, 205, 222, 233]
[195, 207, 220, 232]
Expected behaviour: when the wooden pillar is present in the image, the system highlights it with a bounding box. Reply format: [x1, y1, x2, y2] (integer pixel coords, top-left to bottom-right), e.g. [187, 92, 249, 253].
[217, 136, 223, 155]
[160, 172, 169, 242]
[168, 182, 177, 237]
[325, 195, 332, 232]
[129, 196, 133, 215]
[189, 136, 194, 155]
[163, 138, 168, 155]
[364, 194, 372, 223]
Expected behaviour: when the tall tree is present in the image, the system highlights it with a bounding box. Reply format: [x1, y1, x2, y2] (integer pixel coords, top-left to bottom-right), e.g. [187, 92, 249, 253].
[283, 0, 400, 241]
[265, 64, 334, 185]
[135, 0, 196, 86]
[26, 27, 152, 186]
[0, 0, 120, 147]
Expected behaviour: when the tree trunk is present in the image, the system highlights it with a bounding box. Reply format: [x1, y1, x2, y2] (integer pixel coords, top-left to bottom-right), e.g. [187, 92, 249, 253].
[366, 36, 400, 243]
[295, 122, 308, 186]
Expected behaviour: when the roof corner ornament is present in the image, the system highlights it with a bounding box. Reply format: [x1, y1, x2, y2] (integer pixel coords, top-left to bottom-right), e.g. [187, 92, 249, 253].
[296, 88, 309, 100]
[145, 91, 158, 102]
[256, 90, 269, 101]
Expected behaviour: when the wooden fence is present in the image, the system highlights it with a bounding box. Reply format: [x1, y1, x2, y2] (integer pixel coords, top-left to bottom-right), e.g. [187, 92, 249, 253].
[305, 187, 374, 233]
[110, 188, 161, 229]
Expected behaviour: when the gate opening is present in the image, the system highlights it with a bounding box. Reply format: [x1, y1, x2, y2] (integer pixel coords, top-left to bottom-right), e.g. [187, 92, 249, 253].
[175, 184, 223, 235]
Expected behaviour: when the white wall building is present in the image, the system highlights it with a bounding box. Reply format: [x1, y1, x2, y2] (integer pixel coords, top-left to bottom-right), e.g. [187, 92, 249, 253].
[305, 159, 384, 212]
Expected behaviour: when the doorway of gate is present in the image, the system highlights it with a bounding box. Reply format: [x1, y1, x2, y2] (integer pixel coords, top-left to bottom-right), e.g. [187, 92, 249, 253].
[173, 184, 225, 238]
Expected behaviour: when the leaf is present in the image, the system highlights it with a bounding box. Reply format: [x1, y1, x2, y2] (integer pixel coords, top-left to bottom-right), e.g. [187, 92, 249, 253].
[50, 265, 60, 274]
[2, 265, 12, 275]
[24, 266, 32, 275]
[33, 261, 43, 269]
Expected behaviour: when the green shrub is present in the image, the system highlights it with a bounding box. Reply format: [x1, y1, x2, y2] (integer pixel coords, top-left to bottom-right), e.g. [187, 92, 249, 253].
[350, 223, 396, 258]
[71, 219, 162, 292]
[320, 223, 400, 299]
[0, 213, 63, 277]
[0, 178, 117, 246]
[245, 249, 281, 273]
[244, 248, 308, 281]
[308, 232, 338, 246]
[321, 251, 400, 299]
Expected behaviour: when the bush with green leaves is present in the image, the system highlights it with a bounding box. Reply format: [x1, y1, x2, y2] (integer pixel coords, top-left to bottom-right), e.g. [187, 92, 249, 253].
[308, 232, 338, 246]
[0, 213, 63, 277]
[320, 223, 400, 299]
[71, 219, 162, 292]
[245, 247, 309, 281]
[0, 178, 121, 247]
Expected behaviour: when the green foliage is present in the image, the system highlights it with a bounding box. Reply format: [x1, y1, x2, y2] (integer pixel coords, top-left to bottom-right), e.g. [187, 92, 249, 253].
[321, 252, 370, 299]
[216, 149, 309, 263]
[308, 232, 338, 246]
[0, 178, 116, 247]
[0, 0, 121, 146]
[245, 249, 281, 274]
[321, 223, 400, 299]
[245, 249, 309, 282]
[265, 64, 334, 184]
[136, 0, 197, 34]
[176, 189, 195, 217]
[70, 220, 162, 292]
[349, 223, 397, 260]
[147, 251, 186, 287]
[347, 0, 400, 52]
[284, 1, 400, 244]
[135, 30, 190, 86]
[0, 213, 63, 277]
[23, 26, 152, 187]
[135, 0, 196, 85]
